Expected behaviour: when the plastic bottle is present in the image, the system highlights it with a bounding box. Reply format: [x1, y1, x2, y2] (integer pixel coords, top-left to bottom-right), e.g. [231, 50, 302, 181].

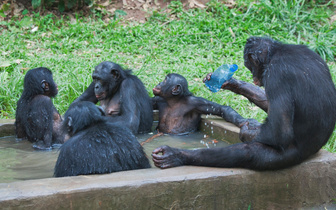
[205, 64, 238, 93]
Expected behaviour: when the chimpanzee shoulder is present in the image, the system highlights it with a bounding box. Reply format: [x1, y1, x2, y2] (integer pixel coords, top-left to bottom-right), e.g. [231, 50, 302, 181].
[54, 101, 150, 177]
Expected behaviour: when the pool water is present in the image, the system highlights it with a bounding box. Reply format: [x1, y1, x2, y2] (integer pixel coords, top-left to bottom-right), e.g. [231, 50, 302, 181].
[0, 132, 229, 183]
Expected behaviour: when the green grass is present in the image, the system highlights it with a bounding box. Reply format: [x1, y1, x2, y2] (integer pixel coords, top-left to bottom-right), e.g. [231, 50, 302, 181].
[1, 0, 336, 151]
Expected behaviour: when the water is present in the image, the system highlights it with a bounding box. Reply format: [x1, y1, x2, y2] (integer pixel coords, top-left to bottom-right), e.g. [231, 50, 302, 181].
[0, 137, 60, 183]
[0, 132, 229, 183]
[138, 131, 229, 158]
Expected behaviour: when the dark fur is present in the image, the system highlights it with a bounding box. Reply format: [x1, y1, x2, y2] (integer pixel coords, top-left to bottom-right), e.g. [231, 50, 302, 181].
[54, 101, 151, 177]
[73, 61, 153, 134]
[152, 37, 336, 170]
[15, 67, 63, 150]
[152, 73, 259, 135]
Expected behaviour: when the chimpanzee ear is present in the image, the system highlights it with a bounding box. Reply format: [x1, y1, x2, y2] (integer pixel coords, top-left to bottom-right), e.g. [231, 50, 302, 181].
[41, 80, 50, 92]
[111, 69, 120, 79]
[172, 84, 182, 96]
[97, 106, 106, 116]
[248, 53, 259, 66]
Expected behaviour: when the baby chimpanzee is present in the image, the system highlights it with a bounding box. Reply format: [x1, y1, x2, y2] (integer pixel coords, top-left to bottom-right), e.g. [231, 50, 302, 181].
[152, 73, 258, 135]
[54, 101, 151, 177]
[15, 67, 63, 150]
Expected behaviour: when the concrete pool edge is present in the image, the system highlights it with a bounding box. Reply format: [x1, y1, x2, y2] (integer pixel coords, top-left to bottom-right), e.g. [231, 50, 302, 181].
[1, 118, 336, 209]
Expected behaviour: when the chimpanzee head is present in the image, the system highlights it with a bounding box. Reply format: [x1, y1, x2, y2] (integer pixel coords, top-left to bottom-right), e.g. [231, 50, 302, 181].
[92, 61, 128, 101]
[243, 37, 276, 87]
[62, 101, 106, 137]
[24, 67, 58, 97]
[153, 73, 192, 98]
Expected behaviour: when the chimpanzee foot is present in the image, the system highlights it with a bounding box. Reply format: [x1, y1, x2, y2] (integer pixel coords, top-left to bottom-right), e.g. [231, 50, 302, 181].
[152, 146, 184, 169]
[239, 122, 260, 142]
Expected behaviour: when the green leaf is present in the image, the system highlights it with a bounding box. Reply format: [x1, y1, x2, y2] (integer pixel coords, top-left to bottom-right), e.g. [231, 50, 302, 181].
[22, 9, 28, 15]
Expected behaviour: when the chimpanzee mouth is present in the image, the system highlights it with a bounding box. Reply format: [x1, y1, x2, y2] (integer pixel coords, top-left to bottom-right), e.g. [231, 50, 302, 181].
[95, 93, 106, 100]
[152, 88, 160, 96]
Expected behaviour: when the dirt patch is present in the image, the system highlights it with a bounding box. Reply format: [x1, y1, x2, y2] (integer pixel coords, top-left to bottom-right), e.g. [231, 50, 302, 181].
[104, 0, 210, 22]
[1, 0, 213, 22]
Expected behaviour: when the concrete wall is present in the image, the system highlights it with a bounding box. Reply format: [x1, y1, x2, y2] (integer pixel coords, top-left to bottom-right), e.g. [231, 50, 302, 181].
[1, 119, 336, 209]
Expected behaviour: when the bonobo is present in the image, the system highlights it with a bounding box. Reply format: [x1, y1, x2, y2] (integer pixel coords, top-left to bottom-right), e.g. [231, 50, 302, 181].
[15, 67, 64, 150]
[73, 61, 153, 134]
[152, 37, 336, 170]
[54, 101, 151, 177]
[152, 73, 259, 135]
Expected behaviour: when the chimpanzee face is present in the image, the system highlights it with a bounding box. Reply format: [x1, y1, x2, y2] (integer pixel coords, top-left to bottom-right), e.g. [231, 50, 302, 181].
[244, 53, 263, 86]
[243, 37, 272, 87]
[153, 76, 168, 97]
[92, 62, 122, 100]
[153, 74, 178, 98]
[153, 73, 190, 98]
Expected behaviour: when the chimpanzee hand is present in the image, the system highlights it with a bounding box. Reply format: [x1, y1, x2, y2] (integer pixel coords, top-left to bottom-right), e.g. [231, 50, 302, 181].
[152, 146, 185, 169]
[203, 74, 240, 92]
[239, 121, 261, 142]
[203, 72, 213, 83]
[221, 78, 241, 92]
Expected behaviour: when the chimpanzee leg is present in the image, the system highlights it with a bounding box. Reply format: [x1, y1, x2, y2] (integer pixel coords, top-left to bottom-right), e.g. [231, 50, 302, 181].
[153, 142, 301, 170]
[187, 142, 300, 170]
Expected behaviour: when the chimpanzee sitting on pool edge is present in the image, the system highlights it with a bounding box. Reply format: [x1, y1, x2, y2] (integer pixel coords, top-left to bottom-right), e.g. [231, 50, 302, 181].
[152, 36, 336, 171]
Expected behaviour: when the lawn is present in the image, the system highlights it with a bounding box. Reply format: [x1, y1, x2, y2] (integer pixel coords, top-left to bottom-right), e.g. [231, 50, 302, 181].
[1, 0, 335, 151]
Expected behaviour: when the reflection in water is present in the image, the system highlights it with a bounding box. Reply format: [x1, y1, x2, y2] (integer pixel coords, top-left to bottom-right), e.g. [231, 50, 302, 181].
[0, 132, 229, 183]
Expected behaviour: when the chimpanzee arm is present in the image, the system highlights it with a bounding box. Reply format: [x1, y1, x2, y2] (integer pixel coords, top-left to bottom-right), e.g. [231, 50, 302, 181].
[52, 108, 64, 144]
[110, 78, 142, 134]
[15, 110, 26, 139]
[152, 96, 164, 110]
[221, 78, 268, 112]
[190, 96, 260, 128]
[253, 73, 294, 149]
[29, 95, 55, 149]
[73, 82, 98, 104]
[203, 75, 268, 112]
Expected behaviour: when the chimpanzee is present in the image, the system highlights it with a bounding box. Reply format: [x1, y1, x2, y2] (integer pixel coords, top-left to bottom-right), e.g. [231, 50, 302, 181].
[54, 101, 151, 177]
[152, 73, 259, 135]
[152, 36, 336, 170]
[15, 67, 64, 150]
[73, 61, 153, 134]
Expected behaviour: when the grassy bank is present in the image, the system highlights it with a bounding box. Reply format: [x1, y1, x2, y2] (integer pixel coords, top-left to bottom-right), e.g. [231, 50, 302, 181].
[1, 0, 336, 151]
